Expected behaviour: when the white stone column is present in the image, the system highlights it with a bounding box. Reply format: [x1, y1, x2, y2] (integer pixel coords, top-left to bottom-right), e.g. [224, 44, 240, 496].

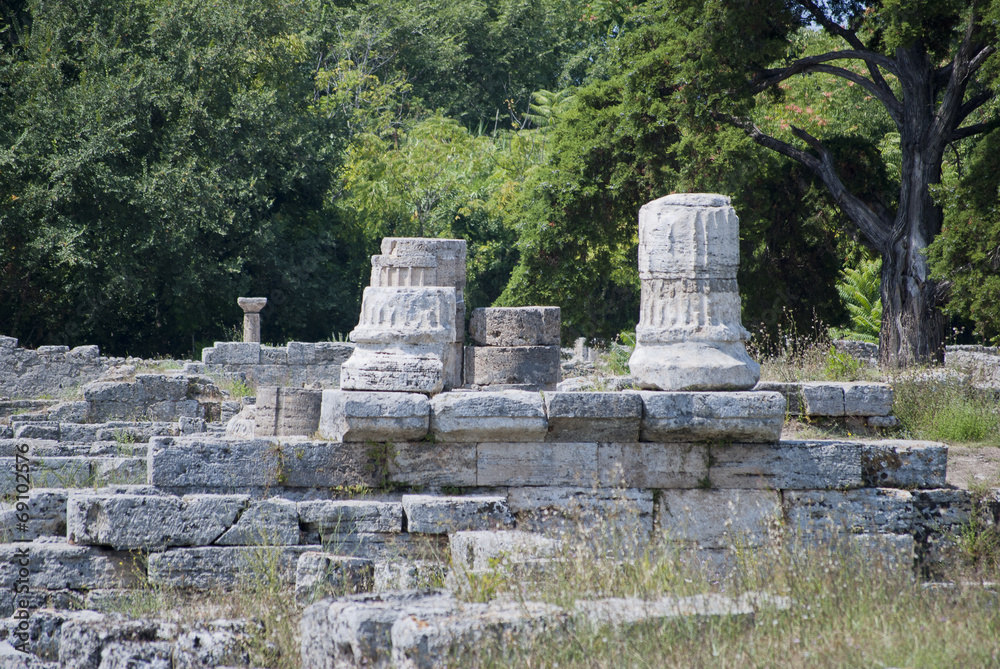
[237, 297, 267, 344]
[628, 193, 760, 390]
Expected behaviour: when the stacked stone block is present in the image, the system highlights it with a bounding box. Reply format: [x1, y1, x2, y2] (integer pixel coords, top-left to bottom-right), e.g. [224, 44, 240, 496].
[341, 238, 467, 394]
[199, 341, 354, 388]
[465, 307, 561, 390]
[756, 381, 898, 427]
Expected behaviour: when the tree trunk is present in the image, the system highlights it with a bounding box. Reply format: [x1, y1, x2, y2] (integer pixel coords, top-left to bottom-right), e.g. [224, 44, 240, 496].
[878, 84, 947, 368]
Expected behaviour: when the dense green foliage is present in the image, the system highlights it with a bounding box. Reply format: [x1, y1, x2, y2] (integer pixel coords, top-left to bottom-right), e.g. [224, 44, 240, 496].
[1, 0, 997, 356]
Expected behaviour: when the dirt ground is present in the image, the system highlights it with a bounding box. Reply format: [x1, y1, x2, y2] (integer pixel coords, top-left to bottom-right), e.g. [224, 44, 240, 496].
[947, 445, 1000, 490]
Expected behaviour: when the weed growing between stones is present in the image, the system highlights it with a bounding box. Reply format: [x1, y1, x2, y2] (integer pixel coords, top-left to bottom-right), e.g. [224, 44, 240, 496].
[213, 375, 255, 400]
[893, 374, 1000, 447]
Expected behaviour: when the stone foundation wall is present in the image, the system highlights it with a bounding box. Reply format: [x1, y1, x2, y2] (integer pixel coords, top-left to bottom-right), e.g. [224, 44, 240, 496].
[197, 341, 354, 389]
[0, 338, 114, 399]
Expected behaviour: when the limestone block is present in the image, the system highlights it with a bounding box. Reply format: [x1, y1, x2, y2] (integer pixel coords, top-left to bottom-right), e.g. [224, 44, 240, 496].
[340, 345, 446, 395]
[0, 542, 142, 613]
[507, 487, 654, 537]
[844, 383, 894, 416]
[314, 341, 355, 363]
[638, 391, 785, 442]
[14, 422, 59, 440]
[91, 457, 147, 486]
[254, 387, 323, 437]
[319, 390, 429, 442]
[215, 498, 300, 546]
[868, 415, 900, 429]
[0, 336, 18, 347]
[209, 342, 261, 365]
[300, 591, 457, 669]
[48, 401, 89, 423]
[753, 382, 803, 414]
[657, 489, 780, 548]
[350, 287, 458, 346]
[477, 442, 598, 486]
[912, 489, 973, 531]
[708, 440, 864, 489]
[402, 495, 514, 534]
[388, 442, 477, 488]
[57, 618, 174, 669]
[260, 345, 288, 364]
[318, 532, 447, 561]
[374, 560, 448, 592]
[430, 391, 547, 442]
[0, 488, 68, 541]
[463, 346, 560, 389]
[861, 440, 948, 488]
[850, 533, 915, 567]
[67, 493, 248, 550]
[449, 531, 557, 572]
[0, 608, 96, 662]
[295, 552, 374, 603]
[148, 437, 377, 492]
[469, 307, 561, 346]
[597, 442, 709, 489]
[784, 489, 914, 538]
[629, 341, 761, 392]
[147, 546, 319, 590]
[0, 456, 93, 488]
[800, 382, 845, 416]
[390, 600, 563, 669]
[543, 392, 642, 442]
[298, 500, 404, 538]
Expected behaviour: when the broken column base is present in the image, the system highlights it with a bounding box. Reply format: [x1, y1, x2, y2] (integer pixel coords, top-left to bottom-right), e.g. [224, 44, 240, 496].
[340, 345, 445, 395]
[629, 341, 760, 391]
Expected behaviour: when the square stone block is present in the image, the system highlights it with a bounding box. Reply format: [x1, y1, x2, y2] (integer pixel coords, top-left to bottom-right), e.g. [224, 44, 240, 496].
[843, 383, 894, 416]
[430, 391, 547, 442]
[211, 342, 261, 365]
[477, 442, 597, 486]
[464, 346, 560, 389]
[402, 495, 513, 534]
[388, 442, 477, 488]
[468, 307, 561, 346]
[657, 489, 780, 548]
[708, 440, 863, 489]
[860, 440, 947, 488]
[319, 390, 429, 442]
[298, 500, 403, 538]
[507, 487, 653, 536]
[784, 488, 914, 537]
[597, 443, 708, 489]
[543, 392, 642, 442]
[800, 383, 845, 417]
[638, 391, 784, 442]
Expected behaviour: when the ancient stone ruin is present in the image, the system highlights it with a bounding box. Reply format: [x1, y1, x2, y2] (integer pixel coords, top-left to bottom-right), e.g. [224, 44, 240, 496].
[0, 195, 995, 667]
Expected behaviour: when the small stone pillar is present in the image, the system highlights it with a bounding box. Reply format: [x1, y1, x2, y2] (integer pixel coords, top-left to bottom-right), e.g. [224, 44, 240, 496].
[628, 193, 760, 390]
[237, 297, 267, 343]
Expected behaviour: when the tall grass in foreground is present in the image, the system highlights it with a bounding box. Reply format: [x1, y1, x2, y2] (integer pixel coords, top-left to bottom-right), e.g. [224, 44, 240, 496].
[452, 521, 1000, 669]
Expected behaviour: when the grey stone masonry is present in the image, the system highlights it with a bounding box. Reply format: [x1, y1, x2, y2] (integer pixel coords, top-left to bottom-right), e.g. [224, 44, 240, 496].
[430, 390, 548, 442]
[657, 489, 780, 548]
[784, 488, 914, 538]
[200, 340, 354, 389]
[147, 546, 320, 590]
[66, 493, 249, 550]
[707, 440, 864, 490]
[254, 387, 323, 437]
[638, 391, 785, 442]
[463, 345, 561, 390]
[402, 495, 514, 534]
[318, 389, 429, 442]
[0, 338, 113, 399]
[83, 373, 222, 423]
[861, 440, 947, 488]
[295, 552, 374, 603]
[298, 500, 404, 541]
[469, 307, 561, 346]
[543, 391, 642, 442]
